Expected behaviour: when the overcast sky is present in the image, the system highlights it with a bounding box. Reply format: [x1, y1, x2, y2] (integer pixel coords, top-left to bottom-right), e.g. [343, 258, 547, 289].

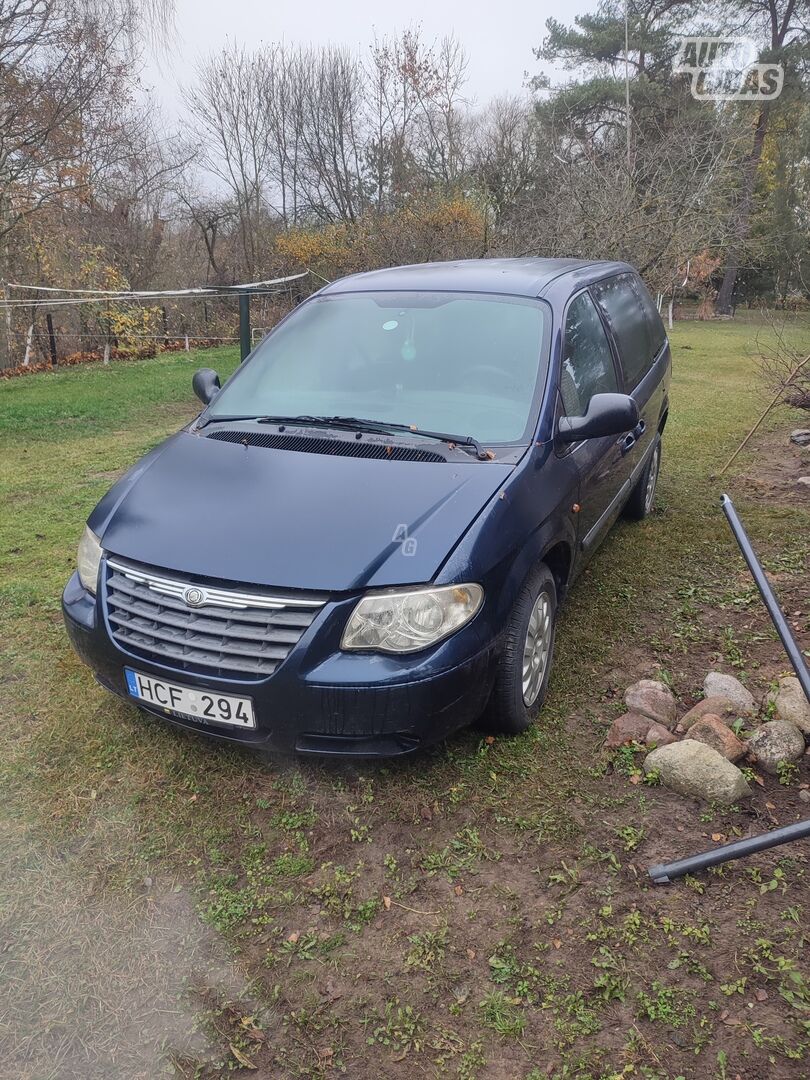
[143, 0, 595, 116]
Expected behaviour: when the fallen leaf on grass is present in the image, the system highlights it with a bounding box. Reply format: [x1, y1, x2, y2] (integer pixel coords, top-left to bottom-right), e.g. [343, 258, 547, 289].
[239, 1016, 265, 1042]
[287, 931, 300, 944]
[383, 895, 392, 910]
[230, 1044, 257, 1069]
[454, 885, 463, 896]
[755, 988, 768, 1002]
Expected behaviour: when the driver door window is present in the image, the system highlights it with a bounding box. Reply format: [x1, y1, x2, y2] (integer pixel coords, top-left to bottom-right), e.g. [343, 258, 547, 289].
[561, 291, 619, 416]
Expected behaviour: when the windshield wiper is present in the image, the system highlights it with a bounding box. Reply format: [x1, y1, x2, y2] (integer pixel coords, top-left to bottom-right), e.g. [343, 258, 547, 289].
[205, 414, 491, 460]
[291, 416, 491, 460]
[360, 420, 490, 461]
[202, 414, 327, 427]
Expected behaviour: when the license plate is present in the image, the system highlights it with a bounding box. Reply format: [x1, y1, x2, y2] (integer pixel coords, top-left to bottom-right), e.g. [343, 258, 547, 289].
[124, 668, 256, 728]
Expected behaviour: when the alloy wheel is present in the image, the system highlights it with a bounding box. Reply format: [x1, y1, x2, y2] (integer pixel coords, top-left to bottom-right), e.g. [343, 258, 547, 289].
[644, 444, 660, 515]
[522, 591, 553, 706]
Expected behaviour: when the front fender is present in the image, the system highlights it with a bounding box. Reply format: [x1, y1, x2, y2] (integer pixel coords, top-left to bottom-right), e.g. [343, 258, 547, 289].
[435, 442, 579, 631]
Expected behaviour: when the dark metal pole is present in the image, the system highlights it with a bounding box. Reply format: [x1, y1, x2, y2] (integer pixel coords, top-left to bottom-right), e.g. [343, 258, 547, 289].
[721, 494, 810, 701]
[239, 291, 251, 362]
[46, 312, 57, 366]
[650, 820, 810, 884]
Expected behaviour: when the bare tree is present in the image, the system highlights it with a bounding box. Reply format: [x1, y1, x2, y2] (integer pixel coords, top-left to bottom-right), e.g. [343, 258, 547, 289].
[410, 35, 470, 189]
[294, 45, 367, 223]
[496, 105, 747, 291]
[472, 96, 538, 222]
[0, 0, 133, 242]
[365, 31, 424, 210]
[184, 45, 274, 275]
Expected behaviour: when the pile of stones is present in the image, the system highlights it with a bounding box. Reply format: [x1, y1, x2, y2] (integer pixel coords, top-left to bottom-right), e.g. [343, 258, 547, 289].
[606, 672, 810, 805]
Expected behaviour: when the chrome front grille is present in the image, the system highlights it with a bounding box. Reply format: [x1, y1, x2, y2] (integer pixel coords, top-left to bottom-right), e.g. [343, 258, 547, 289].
[105, 558, 327, 678]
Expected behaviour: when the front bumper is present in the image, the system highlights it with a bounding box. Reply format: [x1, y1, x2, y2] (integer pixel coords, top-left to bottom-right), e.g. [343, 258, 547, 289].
[62, 572, 496, 757]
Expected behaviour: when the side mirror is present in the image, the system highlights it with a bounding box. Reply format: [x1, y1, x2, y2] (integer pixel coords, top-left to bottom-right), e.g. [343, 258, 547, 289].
[557, 393, 639, 444]
[192, 368, 221, 405]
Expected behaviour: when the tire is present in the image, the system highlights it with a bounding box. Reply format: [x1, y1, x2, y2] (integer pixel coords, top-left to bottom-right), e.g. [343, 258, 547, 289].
[624, 437, 661, 521]
[481, 562, 557, 734]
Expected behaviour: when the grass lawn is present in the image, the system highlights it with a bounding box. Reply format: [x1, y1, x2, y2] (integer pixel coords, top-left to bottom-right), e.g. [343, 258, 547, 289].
[1, 321, 809, 1079]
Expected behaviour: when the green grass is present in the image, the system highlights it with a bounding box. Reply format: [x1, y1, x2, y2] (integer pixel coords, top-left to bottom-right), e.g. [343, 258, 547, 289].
[0, 345, 239, 439]
[1, 321, 809, 1078]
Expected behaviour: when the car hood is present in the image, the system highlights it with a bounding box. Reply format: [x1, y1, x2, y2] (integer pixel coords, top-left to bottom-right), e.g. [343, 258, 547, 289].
[90, 431, 512, 592]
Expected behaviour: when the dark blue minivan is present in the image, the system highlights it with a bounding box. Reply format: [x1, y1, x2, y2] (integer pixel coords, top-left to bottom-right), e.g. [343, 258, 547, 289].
[63, 259, 670, 756]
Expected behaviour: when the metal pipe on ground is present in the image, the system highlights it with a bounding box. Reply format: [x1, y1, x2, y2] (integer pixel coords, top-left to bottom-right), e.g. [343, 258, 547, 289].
[648, 494, 810, 885]
[721, 494, 810, 703]
[649, 820, 810, 884]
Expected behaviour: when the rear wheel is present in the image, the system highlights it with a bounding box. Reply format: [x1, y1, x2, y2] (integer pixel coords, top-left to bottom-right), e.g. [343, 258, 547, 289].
[624, 438, 661, 521]
[481, 562, 557, 734]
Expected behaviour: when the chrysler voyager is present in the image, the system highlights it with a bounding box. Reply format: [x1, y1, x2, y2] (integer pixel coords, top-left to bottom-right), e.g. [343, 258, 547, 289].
[62, 259, 670, 756]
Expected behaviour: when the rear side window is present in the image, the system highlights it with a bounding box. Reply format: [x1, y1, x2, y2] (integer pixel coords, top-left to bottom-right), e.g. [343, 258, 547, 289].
[560, 291, 618, 416]
[591, 274, 652, 389]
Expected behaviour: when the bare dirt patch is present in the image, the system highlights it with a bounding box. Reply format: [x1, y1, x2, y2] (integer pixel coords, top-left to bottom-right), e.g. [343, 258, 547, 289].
[734, 427, 810, 503]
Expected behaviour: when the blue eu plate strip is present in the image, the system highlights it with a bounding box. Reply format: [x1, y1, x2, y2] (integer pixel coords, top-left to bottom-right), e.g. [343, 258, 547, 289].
[124, 668, 140, 697]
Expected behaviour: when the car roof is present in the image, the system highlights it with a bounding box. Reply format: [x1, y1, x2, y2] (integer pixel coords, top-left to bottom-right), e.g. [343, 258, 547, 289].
[318, 258, 635, 300]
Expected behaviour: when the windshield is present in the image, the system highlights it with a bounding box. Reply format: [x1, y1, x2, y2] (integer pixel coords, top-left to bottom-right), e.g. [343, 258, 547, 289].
[208, 290, 549, 443]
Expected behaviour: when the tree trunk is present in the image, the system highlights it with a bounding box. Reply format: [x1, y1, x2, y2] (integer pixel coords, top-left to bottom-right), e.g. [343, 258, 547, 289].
[715, 105, 770, 315]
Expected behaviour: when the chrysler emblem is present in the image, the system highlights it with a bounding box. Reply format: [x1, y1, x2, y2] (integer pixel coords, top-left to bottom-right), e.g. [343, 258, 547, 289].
[183, 586, 206, 608]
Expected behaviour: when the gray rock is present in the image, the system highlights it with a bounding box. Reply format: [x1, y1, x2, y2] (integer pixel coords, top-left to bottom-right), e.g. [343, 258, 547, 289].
[797, 476, 810, 488]
[790, 429, 810, 447]
[746, 720, 805, 775]
[624, 679, 678, 728]
[643, 740, 751, 805]
[768, 676, 810, 735]
[799, 789, 810, 804]
[678, 696, 742, 730]
[703, 672, 757, 717]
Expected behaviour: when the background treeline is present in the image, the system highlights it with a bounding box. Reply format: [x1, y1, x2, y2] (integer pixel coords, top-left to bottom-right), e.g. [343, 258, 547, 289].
[1, 0, 808, 367]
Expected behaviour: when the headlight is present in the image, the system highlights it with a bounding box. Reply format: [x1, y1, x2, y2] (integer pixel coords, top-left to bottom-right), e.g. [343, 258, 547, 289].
[77, 526, 102, 594]
[341, 583, 483, 654]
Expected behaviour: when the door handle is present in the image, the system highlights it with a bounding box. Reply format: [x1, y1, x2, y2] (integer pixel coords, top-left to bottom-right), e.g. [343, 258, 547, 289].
[632, 419, 646, 440]
[620, 433, 636, 455]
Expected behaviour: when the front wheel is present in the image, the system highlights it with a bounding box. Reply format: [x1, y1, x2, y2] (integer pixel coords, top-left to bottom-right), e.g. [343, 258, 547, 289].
[624, 438, 661, 521]
[481, 562, 557, 734]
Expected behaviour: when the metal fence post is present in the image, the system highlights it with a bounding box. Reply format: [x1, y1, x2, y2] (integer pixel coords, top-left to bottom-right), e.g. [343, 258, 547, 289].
[46, 312, 57, 366]
[239, 291, 251, 361]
